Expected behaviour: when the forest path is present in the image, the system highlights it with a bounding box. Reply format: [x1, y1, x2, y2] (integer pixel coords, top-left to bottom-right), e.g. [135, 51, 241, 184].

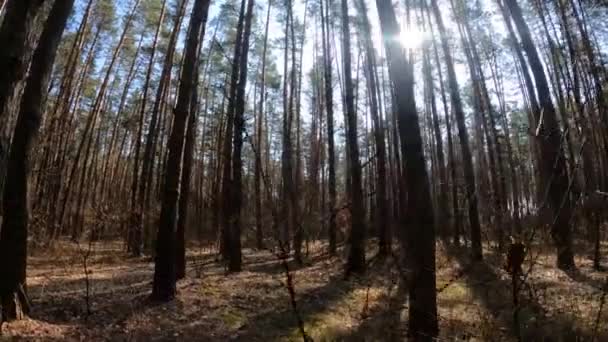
[1, 240, 606, 341]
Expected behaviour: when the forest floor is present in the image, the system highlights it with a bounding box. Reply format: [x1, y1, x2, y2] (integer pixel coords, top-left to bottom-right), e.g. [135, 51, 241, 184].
[1, 238, 607, 341]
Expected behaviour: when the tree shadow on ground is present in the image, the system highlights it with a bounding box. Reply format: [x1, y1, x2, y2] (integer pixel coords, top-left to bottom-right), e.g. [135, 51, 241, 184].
[21, 243, 374, 341]
[232, 257, 392, 341]
[446, 245, 607, 341]
[232, 274, 362, 340]
[329, 276, 408, 341]
[28, 268, 153, 325]
[26, 252, 220, 340]
[245, 250, 337, 275]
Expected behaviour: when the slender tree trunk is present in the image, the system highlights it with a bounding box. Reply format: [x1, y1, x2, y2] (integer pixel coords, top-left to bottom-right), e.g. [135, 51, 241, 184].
[58, 0, 141, 235]
[497, 0, 543, 202]
[289, 0, 302, 264]
[139, 0, 188, 254]
[320, 0, 337, 255]
[255, 0, 272, 250]
[228, 0, 255, 272]
[504, 0, 574, 269]
[430, 0, 482, 260]
[341, 0, 366, 275]
[280, 0, 294, 254]
[355, 0, 389, 256]
[422, 41, 447, 240]
[175, 64, 201, 280]
[152, 0, 210, 301]
[376, 0, 438, 337]
[220, 0, 246, 263]
[130, 0, 168, 256]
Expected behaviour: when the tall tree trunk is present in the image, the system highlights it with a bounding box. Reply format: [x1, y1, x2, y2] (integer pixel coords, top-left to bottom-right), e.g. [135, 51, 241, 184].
[425, 8, 461, 243]
[151, 0, 210, 301]
[139, 0, 188, 254]
[220, 0, 246, 262]
[175, 61, 201, 280]
[280, 0, 294, 255]
[504, 0, 574, 269]
[130, 0, 168, 256]
[452, 6, 503, 248]
[422, 40, 447, 240]
[320, 0, 337, 255]
[228, 0, 255, 272]
[0, 0, 74, 321]
[430, 0, 482, 260]
[58, 0, 141, 235]
[0, 0, 45, 126]
[293, 0, 309, 264]
[341, 0, 366, 275]
[255, 0, 272, 250]
[376, 0, 438, 337]
[496, 0, 543, 202]
[355, 0, 389, 257]
[0, 0, 46, 206]
[289, 0, 302, 264]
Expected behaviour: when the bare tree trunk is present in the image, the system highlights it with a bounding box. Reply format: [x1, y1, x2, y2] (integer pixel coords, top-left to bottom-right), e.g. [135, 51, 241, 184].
[140, 0, 188, 254]
[0, 0, 46, 209]
[176, 60, 201, 280]
[58, 0, 141, 235]
[0, 0, 45, 126]
[152, 0, 210, 301]
[280, 0, 294, 254]
[355, 0, 389, 257]
[430, 0, 482, 260]
[376, 0, 438, 337]
[421, 36, 447, 240]
[341, 0, 366, 275]
[0, 0, 74, 321]
[228, 0, 255, 272]
[220, 0, 245, 264]
[428, 12, 461, 243]
[320, 0, 337, 255]
[504, 0, 574, 269]
[130, 0, 168, 256]
[255, 0, 272, 250]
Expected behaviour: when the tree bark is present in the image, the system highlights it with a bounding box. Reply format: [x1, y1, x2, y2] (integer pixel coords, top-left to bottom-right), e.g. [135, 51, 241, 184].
[152, 0, 210, 301]
[504, 0, 574, 269]
[355, 0, 389, 257]
[139, 0, 188, 254]
[130, 0, 168, 257]
[228, 0, 255, 272]
[255, 0, 272, 250]
[430, 0, 482, 260]
[320, 0, 337, 255]
[0, 0, 45, 125]
[341, 0, 366, 275]
[376, 0, 438, 337]
[0, 0, 74, 321]
[220, 0, 246, 264]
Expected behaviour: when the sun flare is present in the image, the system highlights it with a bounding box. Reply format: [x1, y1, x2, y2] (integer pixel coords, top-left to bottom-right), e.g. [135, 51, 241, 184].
[399, 26, 426, 50]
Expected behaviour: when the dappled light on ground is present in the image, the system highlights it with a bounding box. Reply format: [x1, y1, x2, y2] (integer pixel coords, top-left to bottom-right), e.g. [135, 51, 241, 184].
[1, 240, 606, 341]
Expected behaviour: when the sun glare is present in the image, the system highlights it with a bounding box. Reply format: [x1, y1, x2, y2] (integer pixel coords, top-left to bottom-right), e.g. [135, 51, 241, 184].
[399, 26, 426, 50]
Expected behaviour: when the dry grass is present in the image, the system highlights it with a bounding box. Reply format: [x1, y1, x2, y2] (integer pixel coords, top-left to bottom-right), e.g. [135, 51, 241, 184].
[0, 239, 606, 341]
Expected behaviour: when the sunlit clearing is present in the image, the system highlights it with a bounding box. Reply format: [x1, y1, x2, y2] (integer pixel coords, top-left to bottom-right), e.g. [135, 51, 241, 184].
[400, 26, 426, 50]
